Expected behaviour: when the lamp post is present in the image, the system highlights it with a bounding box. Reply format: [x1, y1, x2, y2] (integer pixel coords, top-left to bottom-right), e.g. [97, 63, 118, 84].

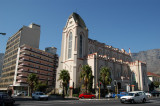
[0, 33, 6, 35]
[114, 80, 118, 99]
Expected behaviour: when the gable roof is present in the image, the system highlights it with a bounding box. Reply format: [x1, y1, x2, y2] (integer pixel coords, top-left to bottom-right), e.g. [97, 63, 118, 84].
[66, 12, 87, 29]
[147, 72, 160, 77]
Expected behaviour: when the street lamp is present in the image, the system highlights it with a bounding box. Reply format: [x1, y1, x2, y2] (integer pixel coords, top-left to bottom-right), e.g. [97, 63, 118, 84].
[114, 80, 118, 99]
[0, 33, 6, 35]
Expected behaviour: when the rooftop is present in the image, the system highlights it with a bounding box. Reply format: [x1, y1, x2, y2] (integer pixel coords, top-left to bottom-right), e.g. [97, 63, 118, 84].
[147, 72, 160, 77]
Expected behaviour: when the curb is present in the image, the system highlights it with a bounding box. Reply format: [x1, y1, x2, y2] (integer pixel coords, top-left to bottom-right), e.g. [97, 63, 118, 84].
[79, 98, 119, 101]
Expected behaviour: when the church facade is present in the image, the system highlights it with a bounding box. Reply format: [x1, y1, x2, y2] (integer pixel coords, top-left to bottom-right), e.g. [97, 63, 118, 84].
[56, 13, 148, 95]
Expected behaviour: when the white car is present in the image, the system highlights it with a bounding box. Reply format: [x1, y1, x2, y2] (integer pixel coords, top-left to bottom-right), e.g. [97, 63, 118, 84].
[17, 91, 28, 96]
[105, 93, 112, 98]
[120, 91, 147, 103]
[32, 92, 48, 100]
[145, 92, 152, 98]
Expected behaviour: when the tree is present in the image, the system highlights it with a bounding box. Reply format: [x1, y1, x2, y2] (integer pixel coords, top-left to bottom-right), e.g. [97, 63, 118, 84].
[27, 73, 38, 96]
[58, 69, 70, 98]
[80, 65, 93, 93]
[153, 81, 160, 88]
[88, 72, 94, 93]
[35, 81, 48, 93]
[149, 82, 154, 91]
[99, 66, 112, 97]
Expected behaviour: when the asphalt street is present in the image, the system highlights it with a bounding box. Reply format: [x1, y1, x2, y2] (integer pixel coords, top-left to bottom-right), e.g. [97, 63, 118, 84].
[14, 97, 160, 106]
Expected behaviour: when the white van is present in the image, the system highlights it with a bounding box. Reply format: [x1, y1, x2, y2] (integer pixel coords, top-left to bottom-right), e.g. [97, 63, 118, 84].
[120, 91, 148, 103]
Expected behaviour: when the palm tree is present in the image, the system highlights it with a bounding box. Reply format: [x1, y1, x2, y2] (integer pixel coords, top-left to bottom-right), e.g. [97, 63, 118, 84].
[35, 81, 48, 92]
[58, 69, 70, 98]
[99, 66, 112, 97]
[88, 72, 94, 93]
[27, 73, 38, 96]
[80, 65, 93, 93]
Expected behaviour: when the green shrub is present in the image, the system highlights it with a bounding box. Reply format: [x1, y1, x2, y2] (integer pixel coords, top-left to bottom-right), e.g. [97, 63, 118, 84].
[73, 94, 79, 97]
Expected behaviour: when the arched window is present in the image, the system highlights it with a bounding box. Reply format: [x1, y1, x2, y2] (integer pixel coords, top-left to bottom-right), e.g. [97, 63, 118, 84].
[131, 72, 136, 84]
[68, 32, 72, 59]
[118, 82, 121, 89]
[79, 34, 83, 58]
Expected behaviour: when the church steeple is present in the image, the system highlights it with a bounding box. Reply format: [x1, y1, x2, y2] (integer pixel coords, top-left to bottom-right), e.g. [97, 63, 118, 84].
[65, 12, 88, 30]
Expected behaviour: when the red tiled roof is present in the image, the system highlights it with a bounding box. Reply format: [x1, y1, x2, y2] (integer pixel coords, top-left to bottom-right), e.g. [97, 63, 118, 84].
[147, 72, 160, 77]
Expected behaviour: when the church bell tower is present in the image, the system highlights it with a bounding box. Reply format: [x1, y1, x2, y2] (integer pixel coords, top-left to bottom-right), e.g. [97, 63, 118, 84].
[56, 13, 89, 93]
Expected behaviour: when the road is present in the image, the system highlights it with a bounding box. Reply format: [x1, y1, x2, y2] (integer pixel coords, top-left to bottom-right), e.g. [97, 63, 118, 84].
[14, 98, 160, 106]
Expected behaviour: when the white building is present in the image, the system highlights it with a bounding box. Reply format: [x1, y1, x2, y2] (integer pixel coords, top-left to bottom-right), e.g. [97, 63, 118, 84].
[0, 23, 40, 90]
[56, 13, 148, 95]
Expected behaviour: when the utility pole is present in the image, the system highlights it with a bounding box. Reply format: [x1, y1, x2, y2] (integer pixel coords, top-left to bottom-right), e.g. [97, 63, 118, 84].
[99, 85, 100, 99]
[114, 80, 118, 99]
[99, 82, 101, 99]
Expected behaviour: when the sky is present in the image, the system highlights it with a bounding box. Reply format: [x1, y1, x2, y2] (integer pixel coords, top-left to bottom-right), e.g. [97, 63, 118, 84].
[0, 0, 160, 56]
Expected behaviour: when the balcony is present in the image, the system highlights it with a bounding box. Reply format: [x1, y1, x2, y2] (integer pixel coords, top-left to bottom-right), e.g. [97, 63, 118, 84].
[17, 71, 22, 74]
[18, 68, 24, 71]
[19, 52, 26, 56]
[17, 79, 26, 83]
[16, 76, 21, 79]
[17, 73, 28, 77]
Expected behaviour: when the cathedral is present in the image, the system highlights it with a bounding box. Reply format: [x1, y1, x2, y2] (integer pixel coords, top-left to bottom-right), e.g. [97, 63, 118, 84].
[56, 13, 148, 96]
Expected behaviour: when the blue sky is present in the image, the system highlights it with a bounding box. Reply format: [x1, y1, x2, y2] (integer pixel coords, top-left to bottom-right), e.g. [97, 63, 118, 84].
[0, 0, 160, 55]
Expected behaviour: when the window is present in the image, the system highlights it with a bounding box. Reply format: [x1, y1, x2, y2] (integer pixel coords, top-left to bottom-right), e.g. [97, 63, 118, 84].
[131, 72, 136, 85]
[79, 35, 83, 58]
[68, 32, 72, 59]
[143, 72, 146, 85]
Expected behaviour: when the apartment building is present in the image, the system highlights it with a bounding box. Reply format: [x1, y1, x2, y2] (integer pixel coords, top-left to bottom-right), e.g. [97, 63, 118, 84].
[0, 23, 58, 94]
[0, 53, 4, 77]
[13, 44, 58, 93]
[0, 23, 40, 90]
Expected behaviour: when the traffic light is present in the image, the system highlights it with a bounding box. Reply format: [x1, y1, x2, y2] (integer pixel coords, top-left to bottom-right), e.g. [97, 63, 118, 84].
[97, 82, 102, 87]
[114, 80, 117, 86]
[97, 82, 99, 87]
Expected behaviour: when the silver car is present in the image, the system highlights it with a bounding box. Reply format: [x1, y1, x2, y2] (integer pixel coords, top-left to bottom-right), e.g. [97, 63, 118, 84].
[32, 92, 48, 100]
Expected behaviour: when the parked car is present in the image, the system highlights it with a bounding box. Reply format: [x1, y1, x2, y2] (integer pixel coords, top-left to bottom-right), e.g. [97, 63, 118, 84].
[79, 93, 96, 99]
[105, 92, 128, 98]
[105, 93, 115, 98]
[32, 92, 48, 100]
[17, 91, 28, 96]
[117, 92, 128, 98]
[0, 93, 15, 106]
[145, 92, 152, 97]
[150, 90, 160, 97]
[120, 91, 147, 104]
